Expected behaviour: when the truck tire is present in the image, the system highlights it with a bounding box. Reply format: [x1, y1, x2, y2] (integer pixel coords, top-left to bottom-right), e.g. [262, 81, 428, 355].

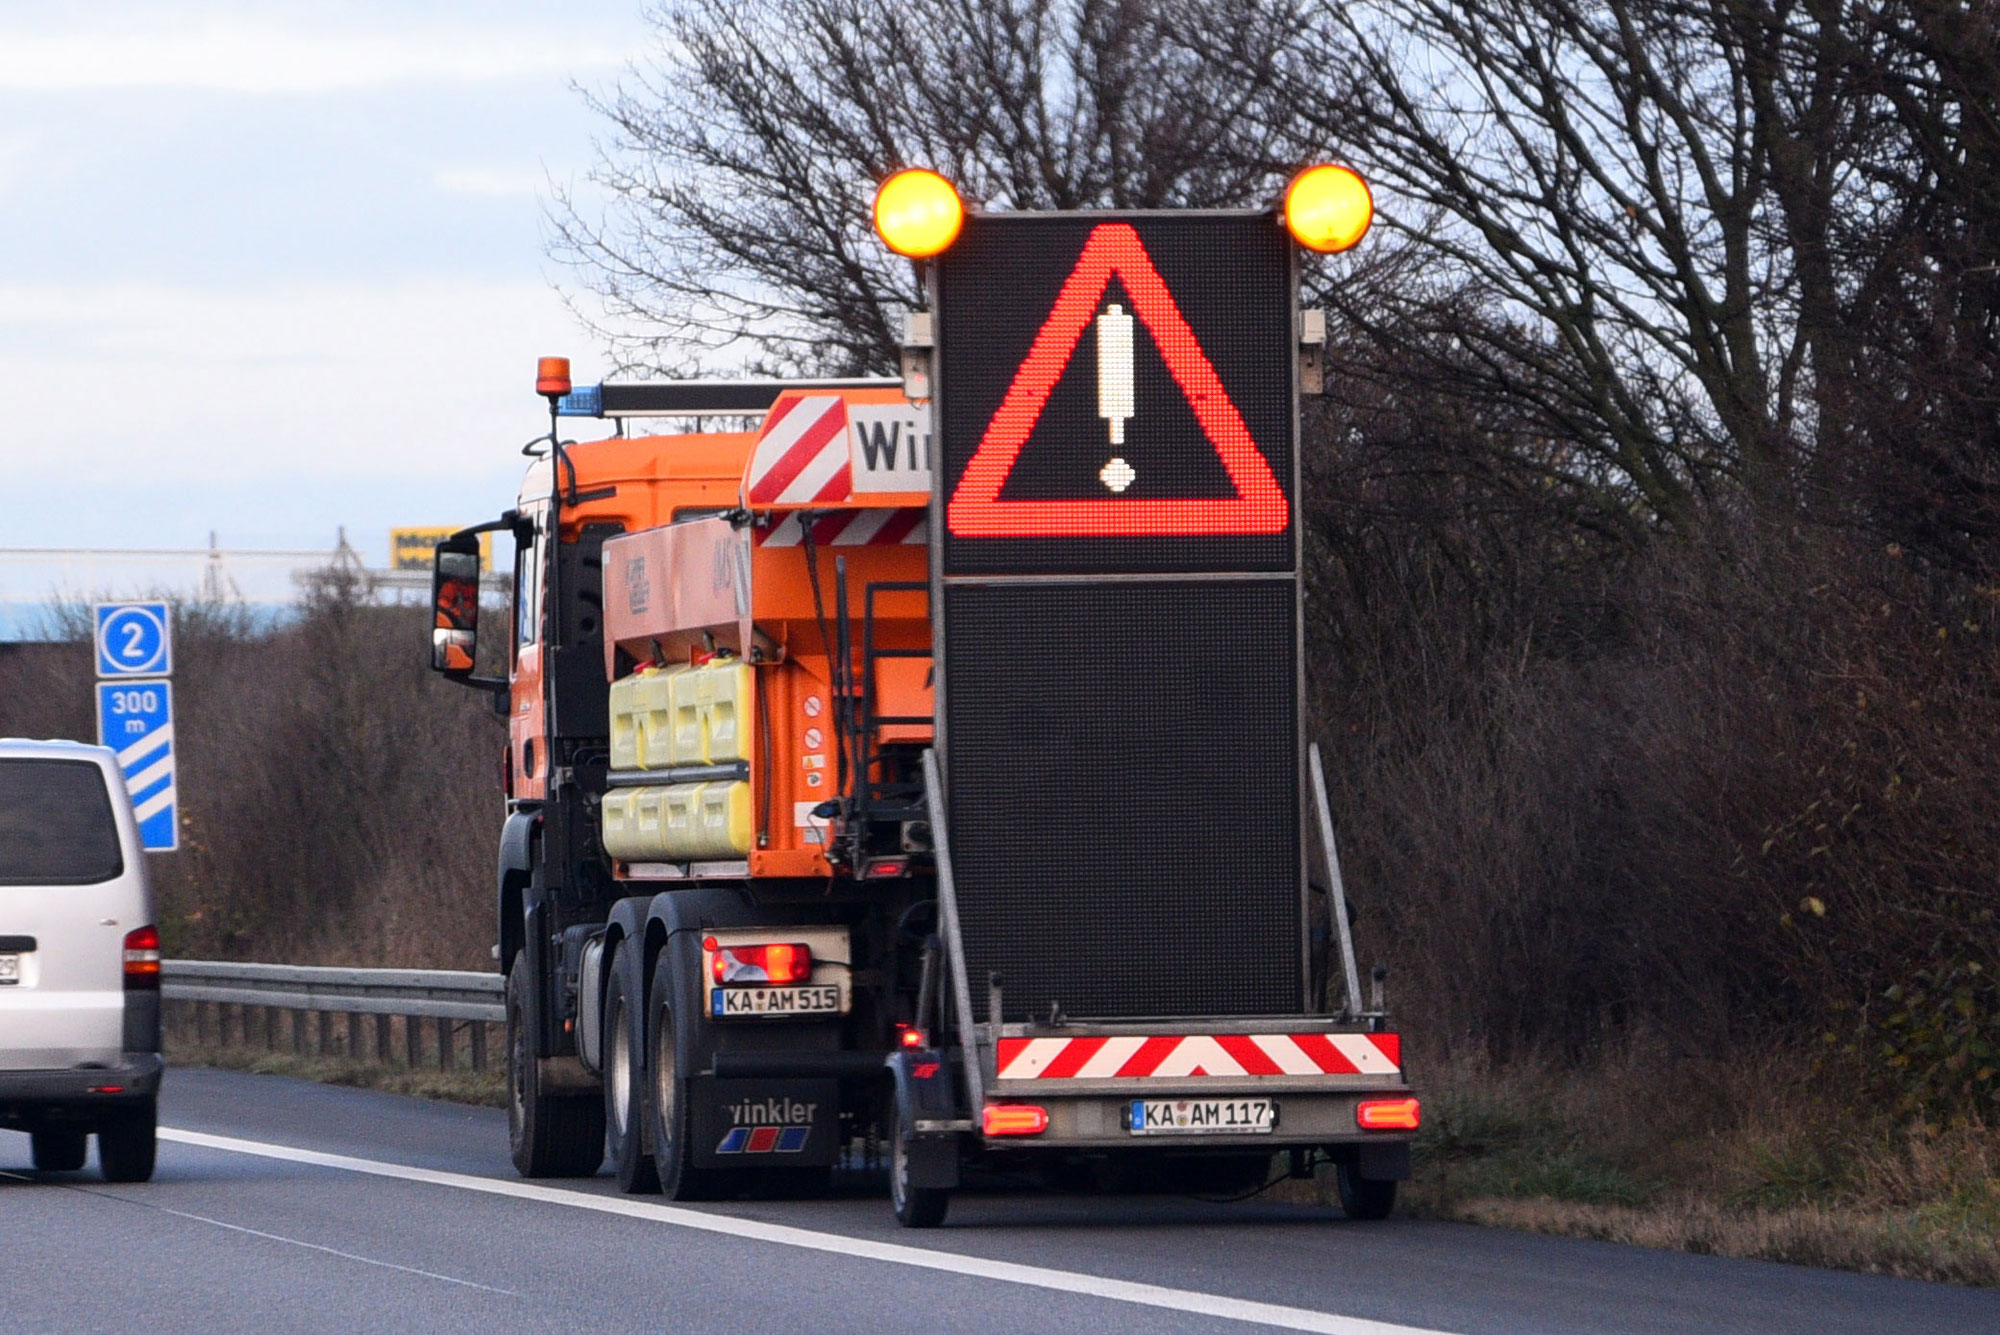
[31, 1128, 86, 1172]
[889, 1100, 950, 1228]
[604, 957, 659, 1194]
[1337, 1159, 1397, 1221]
[647, 951, 726, 1201]
[506, 960, 605, 1178]
[98, 1099, 157, 1183]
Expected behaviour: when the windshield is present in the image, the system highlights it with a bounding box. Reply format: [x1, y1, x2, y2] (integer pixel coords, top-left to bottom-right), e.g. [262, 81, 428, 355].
[0, 758, 125, 885]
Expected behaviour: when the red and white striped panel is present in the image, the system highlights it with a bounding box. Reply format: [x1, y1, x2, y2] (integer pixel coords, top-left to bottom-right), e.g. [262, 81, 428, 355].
[754, 508, 928, 548]
[995, 1032, 1401, 1081]
[746, 395, 853, 504]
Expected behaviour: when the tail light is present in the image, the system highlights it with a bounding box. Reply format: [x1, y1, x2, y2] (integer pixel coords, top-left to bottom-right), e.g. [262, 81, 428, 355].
[1355, 1097, 1420, 1131]
[897, 1024, 927, 1049]
[981, 1104, 1048, 1137]
[123, 926, 160, 989]
[706, 939, 812, 986]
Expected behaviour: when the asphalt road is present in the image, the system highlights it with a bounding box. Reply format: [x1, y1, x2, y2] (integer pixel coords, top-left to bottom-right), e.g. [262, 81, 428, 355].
[3, 1068, 1996, 1334]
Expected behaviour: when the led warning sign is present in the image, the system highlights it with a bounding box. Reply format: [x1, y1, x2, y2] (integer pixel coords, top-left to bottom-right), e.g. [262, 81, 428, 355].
[935, 211, 1296, 575]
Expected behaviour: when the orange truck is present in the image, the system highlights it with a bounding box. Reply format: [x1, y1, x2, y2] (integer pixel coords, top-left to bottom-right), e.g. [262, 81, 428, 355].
[428, 180, 1414, 1226]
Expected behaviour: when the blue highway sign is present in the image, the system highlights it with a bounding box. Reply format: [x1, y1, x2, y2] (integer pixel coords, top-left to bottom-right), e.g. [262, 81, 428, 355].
[96, 679, 177, 852]
[95, 602, 172, 678]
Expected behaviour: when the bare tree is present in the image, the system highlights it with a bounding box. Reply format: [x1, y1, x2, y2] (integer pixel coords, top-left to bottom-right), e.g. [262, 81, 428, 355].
[1245, 0, 1897, 537]
[550, 0, 1305, 375]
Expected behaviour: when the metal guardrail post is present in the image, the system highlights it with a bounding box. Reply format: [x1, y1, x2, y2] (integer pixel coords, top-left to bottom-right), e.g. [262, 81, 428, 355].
[160, 960, 508, 1074]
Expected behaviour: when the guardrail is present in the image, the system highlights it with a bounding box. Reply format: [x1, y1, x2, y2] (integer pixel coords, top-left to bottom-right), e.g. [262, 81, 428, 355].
[162, 960, 505, 1073]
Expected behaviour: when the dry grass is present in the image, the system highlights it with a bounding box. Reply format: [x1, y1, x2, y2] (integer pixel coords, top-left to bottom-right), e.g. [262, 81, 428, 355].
[167, 1038, 508, 1108]
[1373, 1047, 2000, 1287]
[1442, 1196, 2000, 1288]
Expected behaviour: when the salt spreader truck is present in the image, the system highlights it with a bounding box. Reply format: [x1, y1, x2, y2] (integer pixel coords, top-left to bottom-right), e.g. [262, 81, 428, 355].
[427, 166, 1416, 1225]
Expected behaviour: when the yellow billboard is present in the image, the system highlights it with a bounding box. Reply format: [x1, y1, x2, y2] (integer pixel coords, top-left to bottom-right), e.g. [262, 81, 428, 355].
[391, 527, 492, 573]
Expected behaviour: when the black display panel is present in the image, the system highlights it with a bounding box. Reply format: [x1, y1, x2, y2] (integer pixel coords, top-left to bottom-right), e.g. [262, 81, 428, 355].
[943, 580, 1301, 1021]
[936, 213, 1296, 576]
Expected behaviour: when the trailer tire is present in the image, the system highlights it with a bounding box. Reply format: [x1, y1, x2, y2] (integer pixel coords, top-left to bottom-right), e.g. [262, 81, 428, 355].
[648, 952, 726, 1202]
[889, 1100, 950, 1228]
[1337, 1160, 1398, 1221]
[506, 960, 605, 1179]
[604, 959, 658, 1194]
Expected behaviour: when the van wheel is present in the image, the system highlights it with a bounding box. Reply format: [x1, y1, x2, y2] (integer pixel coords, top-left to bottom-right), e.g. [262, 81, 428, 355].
[31, 1128, 86, 1173]
[604, 957, 658, 1194]
[889, 1101, 950, 1228]
[648, 951, 727, 1201]
[506, 959, 605, 1178]
[98, 1100, 157, 1183]
[1337, 1160, 1397, 1220]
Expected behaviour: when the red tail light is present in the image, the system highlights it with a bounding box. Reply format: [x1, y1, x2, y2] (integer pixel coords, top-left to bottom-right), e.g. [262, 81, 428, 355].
[1355, 1097, 1420, 1131]
[123, 925, 160, 989]
[709, 942, 812, 986]
[982, 1104, 1048, 1137]
[897, 1024, 927, 1049]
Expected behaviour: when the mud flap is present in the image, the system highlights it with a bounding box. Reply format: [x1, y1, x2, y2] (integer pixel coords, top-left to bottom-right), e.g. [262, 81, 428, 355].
[688, 1076, 839, 1168]
[889, 1049, 962, 1190]
[1355, 1140, 1411, 1182]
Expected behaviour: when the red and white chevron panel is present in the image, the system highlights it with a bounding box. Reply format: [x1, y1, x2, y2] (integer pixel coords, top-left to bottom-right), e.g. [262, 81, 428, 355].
[994, 1032, 1401, 1081]
[746, 395, 853, 504]
[754, 508, 928, 547]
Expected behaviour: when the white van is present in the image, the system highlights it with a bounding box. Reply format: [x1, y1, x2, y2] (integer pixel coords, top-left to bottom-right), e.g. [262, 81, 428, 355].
[0, 738, 162, 1181]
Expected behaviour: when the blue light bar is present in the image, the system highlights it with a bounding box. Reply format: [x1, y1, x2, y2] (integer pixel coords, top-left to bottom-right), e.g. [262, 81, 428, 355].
[555, 384, 604, 417]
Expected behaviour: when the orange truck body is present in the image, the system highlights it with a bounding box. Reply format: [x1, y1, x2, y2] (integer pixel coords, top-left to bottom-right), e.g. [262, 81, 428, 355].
[506, 386, 930, 879]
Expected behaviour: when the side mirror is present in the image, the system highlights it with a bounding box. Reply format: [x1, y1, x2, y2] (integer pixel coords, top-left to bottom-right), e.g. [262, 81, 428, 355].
[430, 539, 483, 675]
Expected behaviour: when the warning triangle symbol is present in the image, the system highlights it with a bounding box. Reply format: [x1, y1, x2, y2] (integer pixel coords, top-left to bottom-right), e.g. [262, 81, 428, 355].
[947, 222, 1289, 538]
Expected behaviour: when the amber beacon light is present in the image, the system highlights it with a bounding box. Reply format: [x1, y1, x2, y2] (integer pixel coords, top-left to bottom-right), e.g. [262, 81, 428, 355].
[536, 356, 572, 399]
[873, 168, 965, 258]
[1284, 164, 1374, 253]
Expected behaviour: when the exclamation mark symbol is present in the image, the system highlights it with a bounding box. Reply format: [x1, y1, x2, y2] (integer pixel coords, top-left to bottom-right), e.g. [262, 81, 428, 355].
[1097, 303, 1135, 492]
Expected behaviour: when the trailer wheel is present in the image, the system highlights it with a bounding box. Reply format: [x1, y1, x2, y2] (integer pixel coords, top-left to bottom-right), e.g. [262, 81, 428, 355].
[604, 959, 659, 1194]
[648, 952, 726, 1201]
[889, 1100, 950, 1228]
[506, 959, 605, 1178]
[1336, 1160, 1397, 1221]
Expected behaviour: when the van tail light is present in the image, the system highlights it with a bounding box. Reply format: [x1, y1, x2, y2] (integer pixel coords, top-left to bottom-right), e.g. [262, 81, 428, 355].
[123, 926, 161, 990]
[1355, 1097, 1420, 1131]
[707, 940, 812, 986]
[981, 1104, 1048, 1137]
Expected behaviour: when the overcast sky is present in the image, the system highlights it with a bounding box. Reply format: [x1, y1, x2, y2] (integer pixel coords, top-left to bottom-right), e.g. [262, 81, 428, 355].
[3, 0, 652, 562]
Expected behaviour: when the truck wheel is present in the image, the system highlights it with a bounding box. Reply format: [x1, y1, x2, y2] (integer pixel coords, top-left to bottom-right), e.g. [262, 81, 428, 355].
[506, 960, 605, 1178]
[604, 958, 659, 1194]
[648, 951, 725, 1201]
[98, 1099, 157, 1183]
[889, 1100, 950, 1228]
[1337, 1160, 1397, 1221]
[31, 1128, 86, 1173]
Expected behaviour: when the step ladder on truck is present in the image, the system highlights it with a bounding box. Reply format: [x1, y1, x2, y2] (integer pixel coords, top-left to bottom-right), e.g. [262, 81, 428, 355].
[424, 163, 1417, 1225]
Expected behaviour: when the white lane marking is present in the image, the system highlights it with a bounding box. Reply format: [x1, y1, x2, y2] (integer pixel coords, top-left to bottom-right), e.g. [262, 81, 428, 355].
[2, 1170, 513, 1295]
[160, 1128, 1452, 1335]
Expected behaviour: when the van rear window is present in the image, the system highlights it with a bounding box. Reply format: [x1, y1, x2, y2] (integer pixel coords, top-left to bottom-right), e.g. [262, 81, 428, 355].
[0, 759, 125, 886]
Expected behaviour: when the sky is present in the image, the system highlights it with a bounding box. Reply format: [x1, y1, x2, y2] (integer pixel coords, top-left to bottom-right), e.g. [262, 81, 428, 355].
[1, 0, 655, 569]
